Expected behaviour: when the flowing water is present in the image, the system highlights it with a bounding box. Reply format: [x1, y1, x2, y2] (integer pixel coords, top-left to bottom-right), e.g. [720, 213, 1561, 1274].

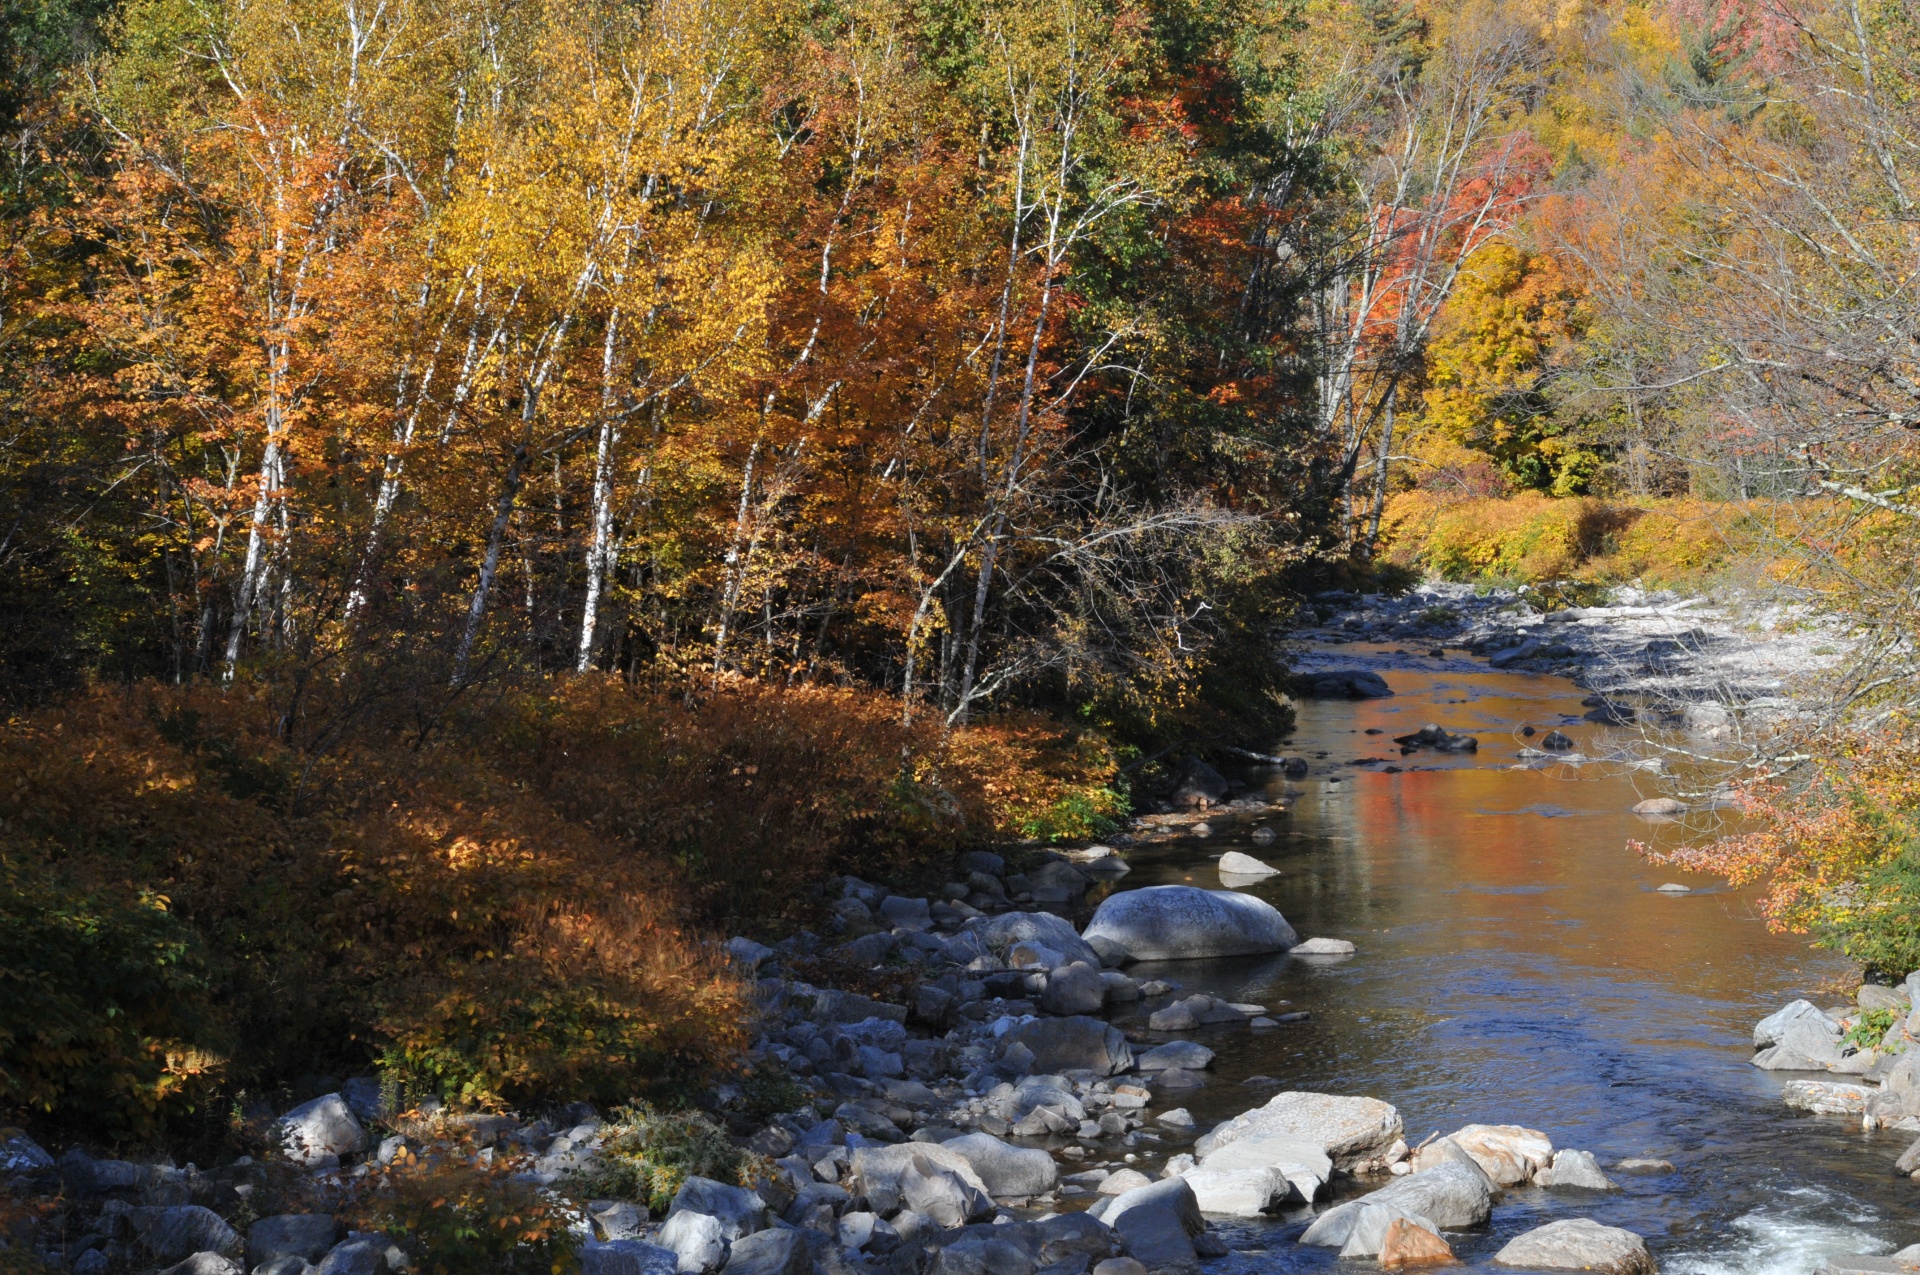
[1099, 647, 1910, 1272]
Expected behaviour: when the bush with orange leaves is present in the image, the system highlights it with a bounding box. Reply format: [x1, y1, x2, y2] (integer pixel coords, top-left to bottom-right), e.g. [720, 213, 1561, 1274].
[0, 674, 1111, 1139]
[1647, 722, 1920, 976]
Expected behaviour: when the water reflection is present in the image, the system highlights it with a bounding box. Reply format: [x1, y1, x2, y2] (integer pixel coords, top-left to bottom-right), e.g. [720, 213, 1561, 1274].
[1108, 650, 1907, 1272]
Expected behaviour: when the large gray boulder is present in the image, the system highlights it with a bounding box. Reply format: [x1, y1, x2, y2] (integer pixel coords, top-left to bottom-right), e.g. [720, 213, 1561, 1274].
[249, 1216, 339, 1269]
[1299, 1162, 1494, 1243]
[1536, 1149, 1618, 1191]
[849, 1144, 992, 1223]
[1194, 1092, 1402, 1171]
[580, 1240, 678, 1275]
[1094, 1177, 1206, 1274]
[1195, 1133, 1331, 1203]
[1492, 1219, 1656, 1273]
[966, 912, 1103, 969]
[1001, 1016, 1133, 1076]
[1335, 1203, 1442, 1259]
[940, 1133, 1058, 1198]
[131, 1207, 240, 1264]
[1082, 886, 1297, 961]
[658, 1211, 728, 1273]
[719, 1229, 810, 1275]
[1176, 1165, 1289, 1216]
[275, 1094, 366, 1165]
[667, 1178, 768, 1240]
[1755, 1000, 1836, 1047]
[158, 1256, 242, 1275]
[923, 1213, 1123, 1275]
[1040, 962, 1107, 1016]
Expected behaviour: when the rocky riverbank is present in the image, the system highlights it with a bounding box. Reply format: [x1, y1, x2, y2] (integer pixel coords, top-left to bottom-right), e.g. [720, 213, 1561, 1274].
[1, 840, 1677, 1275]
[1291, 580, 1852, 729]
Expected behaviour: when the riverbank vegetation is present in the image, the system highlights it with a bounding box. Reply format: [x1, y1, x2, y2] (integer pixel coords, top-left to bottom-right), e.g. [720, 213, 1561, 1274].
[3, 0, 1917, 1138]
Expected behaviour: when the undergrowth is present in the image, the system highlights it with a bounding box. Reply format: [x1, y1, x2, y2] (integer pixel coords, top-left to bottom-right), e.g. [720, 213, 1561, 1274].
[564, 1102, 770, 1215]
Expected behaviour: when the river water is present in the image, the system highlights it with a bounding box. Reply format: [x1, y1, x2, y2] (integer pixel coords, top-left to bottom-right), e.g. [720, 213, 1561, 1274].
[1102, 647, 1911, 1273]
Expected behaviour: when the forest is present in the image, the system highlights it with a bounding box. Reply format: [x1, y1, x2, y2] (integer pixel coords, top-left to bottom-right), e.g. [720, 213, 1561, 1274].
[3, 0, 1918, 1168]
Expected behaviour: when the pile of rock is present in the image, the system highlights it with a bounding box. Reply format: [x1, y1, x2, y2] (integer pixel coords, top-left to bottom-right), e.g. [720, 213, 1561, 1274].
[1751, 979, 1920, 1137]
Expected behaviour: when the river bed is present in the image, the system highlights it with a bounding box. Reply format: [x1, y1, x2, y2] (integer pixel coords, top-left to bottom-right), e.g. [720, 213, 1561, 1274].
[1103, 648, 1909, 1273]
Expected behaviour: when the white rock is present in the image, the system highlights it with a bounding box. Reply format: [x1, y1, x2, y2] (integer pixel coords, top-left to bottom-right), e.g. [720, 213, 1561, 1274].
[1493, 1218, 1655, 1273]
[1290, 937, 1355, 955]
[1194, 1092, 1402, 1171]
[1082, 885, 1297, 960]
[1217, 852, 1278, 878]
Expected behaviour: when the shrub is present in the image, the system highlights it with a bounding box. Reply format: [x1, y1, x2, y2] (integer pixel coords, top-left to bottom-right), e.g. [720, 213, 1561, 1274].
[1, 673, 1119, 1137]
[1646, 720, 1920, 976]
[0, 858, 227, 1140]
[564, 1102, 766, 1214]
[358, 1159, 578, 1275]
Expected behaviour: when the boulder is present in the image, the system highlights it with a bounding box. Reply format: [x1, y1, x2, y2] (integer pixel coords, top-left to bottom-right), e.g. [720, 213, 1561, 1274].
[1752, 1005, 1846, 1069]
[658, 1211, 728, 1273]
[1194, 1092, 1402, 1171]
[1290, 937, 1355, 956]
[1001, 1016, 1133, 1076]
[1082, 886, 1297, 961]
[1095, 1177, 1206, 1274]
[588, 1201, 650, 1243]
[1136, 1041, 1215, 1072]
[1040, 962, 1108, 1016]
[1492, 1219, 1655, 1274]
[1756, 1000, 1839, 1047]
[314, 1238, 401, 1275]
[719, 1229, 810, 1275]
[1099, 1169, 1155, 1195]
[1337, 1204, 1443, 1259]
[1302, 671, 1394, 699]
[1169, 758, 1230, 810]
[0, 1131, 53, 1175]
[131, 1206, 240, 1264]
[1216, 852, 1277, 878]
[968, 912, 1103, 969]
[581, 1240, 679, 1275]
[667, 1178, 768, 1240]
[940, 1133, 1057, 1198]
[1895, 1135, 1920, 1175]
[1536, 1149, 1617, 1190]
[158, 1257, 242, 1275]
[849, 1144, 992, 1223]
[1379, 1218, 1455, 1270]
[923, 1213, 1123, 1275]
[249, 1216, 339, 1269]
[1178, 1165, 1289, 1216]
[957, 851, 1006, 877]
[1540, 730, 1575, 751]
[1408, 1136, 1498, 1190]
[1632, 797, 1686, 816]
[1860, 983, 1911, 1013]
[274, 1094, 366, 1165]
[1299, 1162, 1493, 1241]
[1782, 1079, 1872, 1115]
[1444, 1124, 1552, 1185]
[1196, 1132, 1331, 1203]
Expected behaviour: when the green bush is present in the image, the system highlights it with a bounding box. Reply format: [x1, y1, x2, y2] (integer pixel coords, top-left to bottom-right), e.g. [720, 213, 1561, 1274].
[0, 858, 227, 1138]
[565, 1102, 766, 1214]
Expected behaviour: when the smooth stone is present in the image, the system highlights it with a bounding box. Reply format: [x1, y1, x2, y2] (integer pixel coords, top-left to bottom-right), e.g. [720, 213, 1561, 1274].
[1093, 1177, 1205, 1274]
[1197, 1132, 1331, 1203]
[248, 1217, 339, 1270]
[940, 1133, 1058, 1198]
[1099, 1169, 1154, 1195]
[847, 1144, 992, 1223]
[130, 1207, 240, 1264]
[1612, 1158, 1675, 1174]
[274, 1095, 367, 1166]
[1337, 1203, 1442, 1259]
[658, 1212, 727, 1274]
[1632, 797, 1687, 816]
[1040, 962, 1108, 1016]
[1179, 1164, 1290, 1216]
[668, 1178, 769, 1241]
[1536, 1149, 1617, 1190]
[1194, 1092, 1402, 1171]
[1082, 886, 1297, 961]
[1656, 883, 1690, 893]
[1492, 1218, 1655, 1274]
[718, 1229, 809, 1275]
[1216, 852, 1278, 877]
[966, 911, 1103, 969]
[1755, 1000, 1839, 1048]
[1290, 937, 1356, 956]
[1299, 1162, 1492, 1239]
[1000, 1016, 1134, 1076]
[580, 1240, 678, 1275]
[1439, 1124, 1553, 1185]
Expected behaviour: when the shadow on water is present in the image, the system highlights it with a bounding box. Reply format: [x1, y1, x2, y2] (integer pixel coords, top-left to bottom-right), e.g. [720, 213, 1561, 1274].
[1108, 647, 1907, 1272]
